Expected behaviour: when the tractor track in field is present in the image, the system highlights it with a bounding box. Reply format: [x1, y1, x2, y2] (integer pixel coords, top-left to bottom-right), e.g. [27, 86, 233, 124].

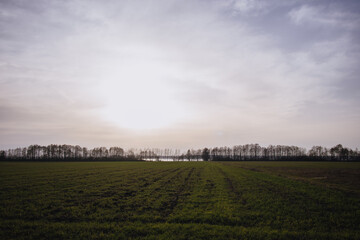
[219, 164, 305, 202]
[80, 168, 184, 206]
[217, 166, 247, 205]
[227, 166, 342, 207]
[163, 167, 196, 219]
[116, 167, 183, 199]
[113, 167, 195, 222]
[147, 167, 189, 195]
[81, 168, 179, 197]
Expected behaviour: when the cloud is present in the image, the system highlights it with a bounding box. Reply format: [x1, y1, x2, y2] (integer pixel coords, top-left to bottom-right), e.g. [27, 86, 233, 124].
[288, 4, 360, 29]
[0, 0, 359, 150]
[231, 0, 269, 14]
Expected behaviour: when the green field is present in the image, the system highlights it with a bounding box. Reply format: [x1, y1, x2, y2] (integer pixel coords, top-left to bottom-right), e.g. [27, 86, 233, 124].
[1, 161, 359, 239]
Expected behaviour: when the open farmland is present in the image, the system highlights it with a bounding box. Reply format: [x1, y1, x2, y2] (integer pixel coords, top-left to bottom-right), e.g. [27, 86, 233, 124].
[0, 161, 359, 239]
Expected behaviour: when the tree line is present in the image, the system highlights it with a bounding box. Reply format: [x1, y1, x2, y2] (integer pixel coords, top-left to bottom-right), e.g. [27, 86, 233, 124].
[198, 144, 359, 161]
[0, 143, 359, 161]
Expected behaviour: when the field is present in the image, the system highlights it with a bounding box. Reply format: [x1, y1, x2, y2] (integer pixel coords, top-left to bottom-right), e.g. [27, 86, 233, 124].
[0, 161, 359, 239]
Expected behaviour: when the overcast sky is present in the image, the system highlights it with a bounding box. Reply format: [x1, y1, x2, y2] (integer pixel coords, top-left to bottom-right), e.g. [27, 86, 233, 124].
[1, 0, 359, 150]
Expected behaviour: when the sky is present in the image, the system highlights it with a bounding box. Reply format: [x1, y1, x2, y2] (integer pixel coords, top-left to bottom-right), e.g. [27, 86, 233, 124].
[0, 0, 359, 150]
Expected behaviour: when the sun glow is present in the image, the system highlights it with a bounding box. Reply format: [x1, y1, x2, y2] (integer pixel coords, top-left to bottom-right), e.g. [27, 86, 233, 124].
[98, 70, 187, 130]
[88, 42, 191, 130]
[101, 92, 185, 130]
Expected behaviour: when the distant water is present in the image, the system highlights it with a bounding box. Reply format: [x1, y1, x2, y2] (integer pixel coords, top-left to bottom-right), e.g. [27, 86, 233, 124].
[143, 158, 203, 162]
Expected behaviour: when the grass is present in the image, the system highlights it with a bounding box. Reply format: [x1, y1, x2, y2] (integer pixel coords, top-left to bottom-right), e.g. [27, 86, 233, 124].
[0, 161, 359, 239]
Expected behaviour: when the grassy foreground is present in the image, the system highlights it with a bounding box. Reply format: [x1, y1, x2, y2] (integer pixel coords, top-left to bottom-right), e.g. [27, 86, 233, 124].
[0, 161, 359, 239]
